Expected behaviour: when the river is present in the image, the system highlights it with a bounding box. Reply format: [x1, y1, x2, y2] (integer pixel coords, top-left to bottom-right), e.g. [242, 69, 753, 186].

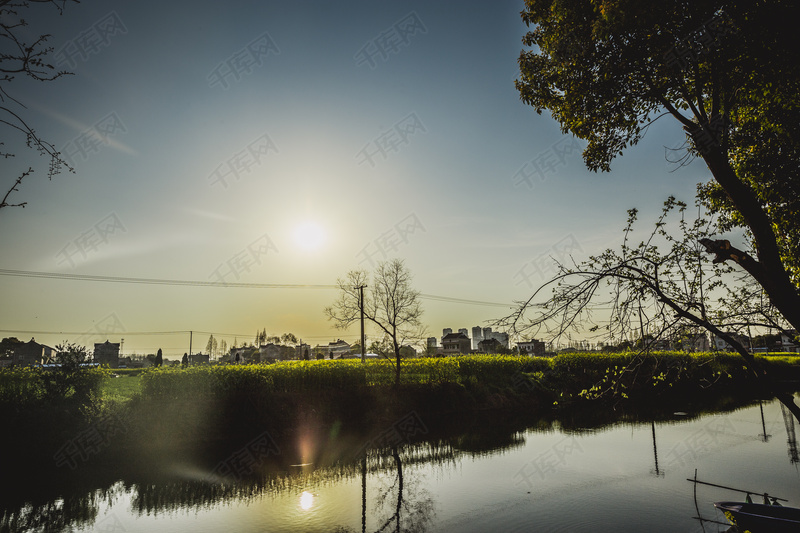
[2, 397, 798, 532]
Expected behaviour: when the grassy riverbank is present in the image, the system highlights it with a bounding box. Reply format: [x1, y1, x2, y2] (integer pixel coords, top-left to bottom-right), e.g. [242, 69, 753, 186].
[133, 351, 800, 401]
[106, 352, 799, 445]
[3, 352, 800, 456]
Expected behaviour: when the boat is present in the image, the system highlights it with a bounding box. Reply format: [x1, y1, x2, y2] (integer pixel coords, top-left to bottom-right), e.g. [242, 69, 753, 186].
[713, 500, 800, 532]
[687, 472, 800, 532]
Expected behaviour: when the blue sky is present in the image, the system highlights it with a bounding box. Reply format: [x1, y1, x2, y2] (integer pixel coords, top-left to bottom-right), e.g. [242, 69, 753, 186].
[0, 0, 710, 357]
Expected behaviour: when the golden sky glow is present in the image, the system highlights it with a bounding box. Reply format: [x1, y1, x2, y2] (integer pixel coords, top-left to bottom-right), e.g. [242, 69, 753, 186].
[0, 1, 706, 356]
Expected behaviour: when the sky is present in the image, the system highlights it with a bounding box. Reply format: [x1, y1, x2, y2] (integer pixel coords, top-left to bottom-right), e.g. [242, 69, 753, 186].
[0, 0, 712, 358]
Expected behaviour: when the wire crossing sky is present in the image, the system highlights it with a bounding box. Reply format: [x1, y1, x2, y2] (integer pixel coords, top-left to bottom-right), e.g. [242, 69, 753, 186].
[0, 0, 708, 355]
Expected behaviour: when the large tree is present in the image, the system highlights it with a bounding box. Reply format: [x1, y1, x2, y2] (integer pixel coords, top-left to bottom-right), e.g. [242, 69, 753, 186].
[514, 1, 800, 417]
[516, 0, 800, 330]
[325, 259, 424, 387]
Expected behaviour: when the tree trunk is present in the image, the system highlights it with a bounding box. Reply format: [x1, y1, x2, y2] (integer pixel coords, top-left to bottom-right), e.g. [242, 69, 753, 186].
[695, 132, 800, 331]
[394, 348, 401, 389]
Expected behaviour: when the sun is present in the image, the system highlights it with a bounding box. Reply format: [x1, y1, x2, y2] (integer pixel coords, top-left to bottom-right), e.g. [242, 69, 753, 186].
[293, 221, 326, 251]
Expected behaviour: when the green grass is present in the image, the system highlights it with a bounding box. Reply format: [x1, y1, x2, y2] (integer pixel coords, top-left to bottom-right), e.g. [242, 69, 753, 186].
[112, 367, 150, 377]
[101, 373, 142, 404]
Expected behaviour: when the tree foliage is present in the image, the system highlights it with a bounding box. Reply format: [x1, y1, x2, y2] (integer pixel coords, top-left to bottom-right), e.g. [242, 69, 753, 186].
[281, 332, 298, 345]
[516, 0, 800, 331]
[0, 336, 23, 358]
[515, 1, 800, 419]
[41, 342, 103, 406]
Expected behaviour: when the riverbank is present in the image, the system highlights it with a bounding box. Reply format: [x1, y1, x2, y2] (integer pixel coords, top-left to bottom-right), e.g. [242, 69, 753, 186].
[3, 352, 800, 459]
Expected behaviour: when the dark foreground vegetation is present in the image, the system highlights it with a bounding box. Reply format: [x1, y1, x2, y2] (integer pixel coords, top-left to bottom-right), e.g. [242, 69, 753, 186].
[3, 351, 800, 457]
[2, 352, 799, 532]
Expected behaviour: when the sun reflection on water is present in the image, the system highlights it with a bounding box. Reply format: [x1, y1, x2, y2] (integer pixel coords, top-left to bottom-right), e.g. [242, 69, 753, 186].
[299, 491, 314, 511]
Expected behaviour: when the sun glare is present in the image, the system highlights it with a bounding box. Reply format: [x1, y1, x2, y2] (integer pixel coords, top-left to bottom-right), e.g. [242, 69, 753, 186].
[293, 221, 326, 251]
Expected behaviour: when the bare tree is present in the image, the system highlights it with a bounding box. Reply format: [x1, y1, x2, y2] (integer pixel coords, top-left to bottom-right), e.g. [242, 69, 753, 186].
[205, 334, 215, 355]
[499, 197, 800, 421]
[281, 332, 298, 345]
[0, 0, 78, 210]
[326, 259, 425, 387]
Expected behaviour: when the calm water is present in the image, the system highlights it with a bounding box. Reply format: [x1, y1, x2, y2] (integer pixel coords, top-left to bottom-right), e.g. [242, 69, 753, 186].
[4, 398, 799, 532]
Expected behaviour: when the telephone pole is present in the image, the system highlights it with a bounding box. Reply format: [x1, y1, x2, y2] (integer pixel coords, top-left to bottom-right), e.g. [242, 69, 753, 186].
[356, 284, 366, 363]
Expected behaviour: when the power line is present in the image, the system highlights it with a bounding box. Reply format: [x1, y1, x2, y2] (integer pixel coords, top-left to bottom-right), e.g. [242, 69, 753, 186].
[0, 329, 187, 336]
[0, 268, 336, 289]
[419, 294, 513, 308]
[0, 268, 514, 308]
[0, 328, 357, 341]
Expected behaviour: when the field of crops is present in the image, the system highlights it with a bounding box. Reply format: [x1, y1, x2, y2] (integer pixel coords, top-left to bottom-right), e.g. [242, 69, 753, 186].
[134, 351, 800, 402]
[3, 352, 799, 408]
[136, 355, 555, 399]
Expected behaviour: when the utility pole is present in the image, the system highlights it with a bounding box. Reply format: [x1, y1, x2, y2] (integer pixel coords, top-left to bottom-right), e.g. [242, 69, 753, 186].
[356, 284, 366, 363]
[638, 304, 646, 350]
[189, 330, 193, 356]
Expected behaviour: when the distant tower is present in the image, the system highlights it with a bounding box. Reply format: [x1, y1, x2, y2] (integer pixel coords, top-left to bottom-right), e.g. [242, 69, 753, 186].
[427, 337, 437, 348]
[458, 328, 469, 337]
[472, 326, 483, 350]
[443, 328, 452, 336]
[483, 327, 492, 339]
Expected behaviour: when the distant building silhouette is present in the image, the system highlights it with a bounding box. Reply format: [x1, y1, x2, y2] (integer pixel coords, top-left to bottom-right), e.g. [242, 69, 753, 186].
[442, 332, 471, 355]
[94, 340, 120, 368]
[480, 327, 509, 349]
[478, 338, 504, 353]
[517, 339, 546, 356]
[259, 343, 281, 361]
[471, 326, 483, 350]
[14, 338, 55, 366]
[188, 353, 210, 365]
[230, 346, 249, 363]
[295, 343, 311, 360]
[315, 339, 351, 359]
[780, 330, 799, 352]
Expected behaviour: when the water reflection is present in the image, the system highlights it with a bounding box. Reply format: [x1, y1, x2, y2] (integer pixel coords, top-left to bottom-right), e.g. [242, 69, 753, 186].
[2, 396, 798, 533]
[650, 421, 664, 478]
[355, 448, 436, 533]
[780, 402, 799, 464]
[759, 399, 772, 442]
[300, 491, 314, 510]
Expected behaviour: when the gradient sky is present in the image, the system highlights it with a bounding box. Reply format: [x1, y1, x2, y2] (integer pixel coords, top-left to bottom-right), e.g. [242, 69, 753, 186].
[0, 0, 711, 357]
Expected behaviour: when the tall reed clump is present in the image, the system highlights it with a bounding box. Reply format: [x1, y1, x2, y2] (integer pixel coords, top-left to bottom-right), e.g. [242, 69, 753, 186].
[547, 351, 800, 402]
[0, 365, 109, 413]
[136, 352, 800, 411]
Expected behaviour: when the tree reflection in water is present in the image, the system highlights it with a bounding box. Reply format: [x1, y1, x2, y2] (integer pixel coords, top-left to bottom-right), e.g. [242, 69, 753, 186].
[332, 447, 435, 533]
[2, 396, 787, 533]
[370, 447, 435, 533]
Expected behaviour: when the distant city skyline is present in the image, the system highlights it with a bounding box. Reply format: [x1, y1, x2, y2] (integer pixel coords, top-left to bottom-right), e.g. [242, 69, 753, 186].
[1, 1, 709, 357]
